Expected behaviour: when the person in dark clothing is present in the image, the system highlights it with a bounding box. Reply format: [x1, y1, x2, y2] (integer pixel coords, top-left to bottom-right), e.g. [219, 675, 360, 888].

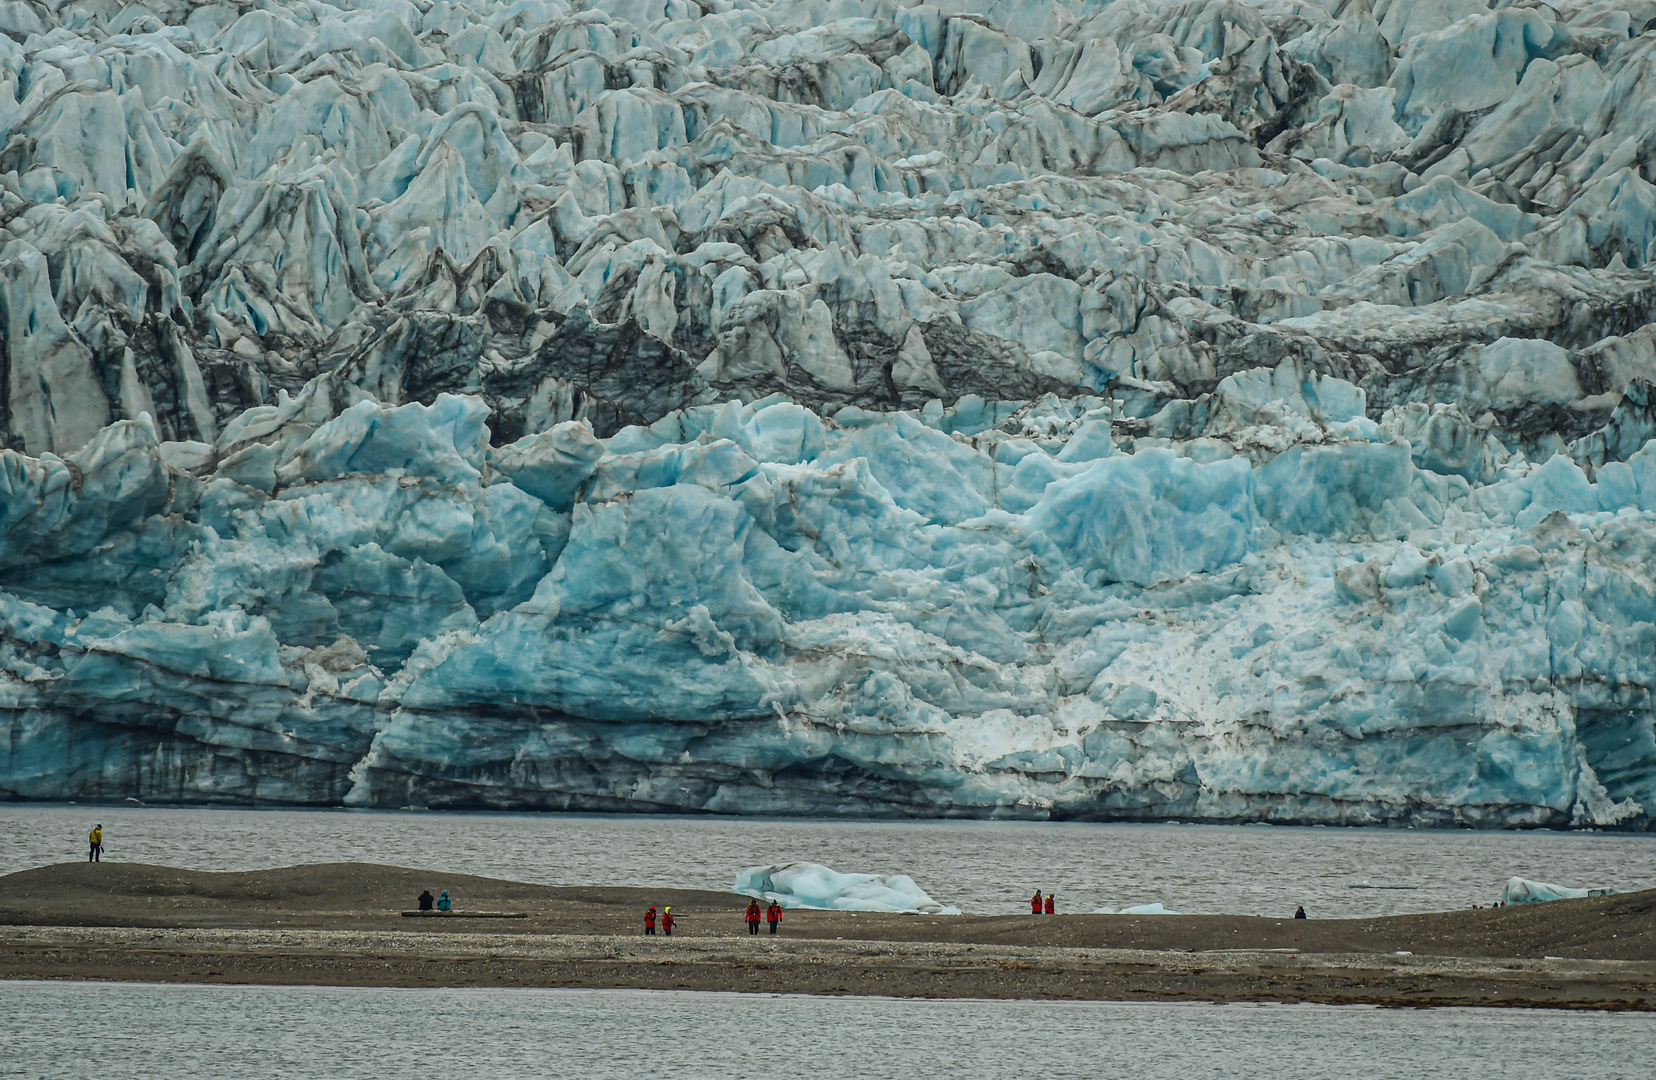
[645, 906, 657, 935]
[1044, 893, 1055, 915]
[1294, 905, 1307, 920]
[417, 890, 434, 911]
[767, 901, 783, 935]
[1031, 890, 1043, 915]
[746, 899, 762, 935]
[662, 907, 675, 936]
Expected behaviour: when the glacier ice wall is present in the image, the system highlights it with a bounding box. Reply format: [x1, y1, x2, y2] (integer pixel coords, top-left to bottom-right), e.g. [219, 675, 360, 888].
[1, 0, 1656, 827]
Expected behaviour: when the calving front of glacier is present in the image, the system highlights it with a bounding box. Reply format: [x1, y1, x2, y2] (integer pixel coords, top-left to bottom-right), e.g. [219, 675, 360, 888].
[1, 0, 1655, 826]
[6, 387, 1656, 826]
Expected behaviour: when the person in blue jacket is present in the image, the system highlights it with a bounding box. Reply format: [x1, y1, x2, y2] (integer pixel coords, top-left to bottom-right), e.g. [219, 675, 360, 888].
[437, 890, 452, 911]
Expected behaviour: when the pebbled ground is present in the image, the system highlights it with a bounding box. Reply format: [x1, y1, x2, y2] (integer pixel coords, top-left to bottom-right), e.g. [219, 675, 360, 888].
[2, 862, 1652, 1008]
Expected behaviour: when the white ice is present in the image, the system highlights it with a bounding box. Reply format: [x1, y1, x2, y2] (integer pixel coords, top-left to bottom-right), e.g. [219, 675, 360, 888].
[1501, 876, 1618, 904]
[1093, 902, 1181, 915]
[735, 862, 959, 913]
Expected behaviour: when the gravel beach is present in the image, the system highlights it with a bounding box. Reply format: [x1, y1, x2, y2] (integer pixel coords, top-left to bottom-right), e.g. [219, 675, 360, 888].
[3, 863, 1652, 1009]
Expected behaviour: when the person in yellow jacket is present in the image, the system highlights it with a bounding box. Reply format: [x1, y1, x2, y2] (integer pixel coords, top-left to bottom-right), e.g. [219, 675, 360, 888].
[88, 825, 103, 863]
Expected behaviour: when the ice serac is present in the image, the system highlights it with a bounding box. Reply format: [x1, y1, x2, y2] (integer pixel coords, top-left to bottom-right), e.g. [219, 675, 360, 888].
[735, 862, 958, 913]
[1, 0, 1656, 829]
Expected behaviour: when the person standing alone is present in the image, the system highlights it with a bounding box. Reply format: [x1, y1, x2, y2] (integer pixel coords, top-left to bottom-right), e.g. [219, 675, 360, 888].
[745, 899, 762, 935]
[88, 824, 102, 863]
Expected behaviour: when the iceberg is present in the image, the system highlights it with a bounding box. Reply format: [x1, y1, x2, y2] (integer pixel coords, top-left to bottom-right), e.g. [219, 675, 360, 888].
[1094, 903, 1182, 915]
[1501, 877, 1619, 905]
[0, 0, 1652, 829]
[735, 863, 958, 914]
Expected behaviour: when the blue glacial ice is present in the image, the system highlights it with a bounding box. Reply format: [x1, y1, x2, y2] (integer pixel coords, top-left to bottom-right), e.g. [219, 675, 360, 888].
[735, 862, 958, 912]
[0, 0, 1654, 828]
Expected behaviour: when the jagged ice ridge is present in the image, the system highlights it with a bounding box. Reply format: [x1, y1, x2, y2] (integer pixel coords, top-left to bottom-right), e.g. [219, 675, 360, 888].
[1, 0, 1656, 827]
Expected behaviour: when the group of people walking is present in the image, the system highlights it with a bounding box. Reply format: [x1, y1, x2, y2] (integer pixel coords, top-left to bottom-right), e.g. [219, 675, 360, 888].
[1031, 890, 1055, 914]
[643, 906, 675, 935]
[745, 899, 784, 934]
[640, 900, 790, 936]
[641, 900, 783, 936]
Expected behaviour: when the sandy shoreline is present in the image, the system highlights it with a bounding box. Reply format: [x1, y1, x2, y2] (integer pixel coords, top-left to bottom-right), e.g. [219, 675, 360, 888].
[3, 863, 1653, 1009]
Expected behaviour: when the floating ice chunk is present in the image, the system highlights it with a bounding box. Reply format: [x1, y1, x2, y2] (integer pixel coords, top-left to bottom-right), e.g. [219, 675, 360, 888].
[734, 862, 959, 914]
[1501, 877, 1618, 904]
[1094, 902, 1181, 915]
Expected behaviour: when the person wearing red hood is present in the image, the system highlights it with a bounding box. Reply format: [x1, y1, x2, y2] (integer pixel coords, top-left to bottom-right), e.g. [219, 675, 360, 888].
[644, 906, 657, 935]
[745, 899, 762, 935]
[766, 901, 783, 935]
[1031, 890, 1043, 915]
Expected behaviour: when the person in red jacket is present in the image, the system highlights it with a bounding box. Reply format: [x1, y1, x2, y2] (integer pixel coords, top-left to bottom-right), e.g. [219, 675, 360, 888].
[1031, 889, 1043, 914]
[767, 901, 783, 935]
[746, 899, 762, 935]
[662, 907, 675, 936]
[644, 906, 656, 935]
[1044, 893, 1055, 915]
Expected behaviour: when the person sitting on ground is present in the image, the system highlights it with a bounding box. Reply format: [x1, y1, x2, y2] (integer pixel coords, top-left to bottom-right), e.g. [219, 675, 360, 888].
[746, 899, 762, 935]
[1045, 893, 1055, 915]
[418, 890, 434, 911]
[767, 901, 783, 935]
[1031, 889, 1043, 915]
[437, 890, 452, 912]
[645, 906, 657, 935]
[88, 825, 103, 863]
[1294, 905, 1307, 920]
[662, 907, 675, 937]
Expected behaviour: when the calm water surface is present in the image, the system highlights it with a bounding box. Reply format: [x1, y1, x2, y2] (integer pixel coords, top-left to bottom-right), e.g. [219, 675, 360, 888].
[4, 804, 1653, 916]
[6, 982, 1651, 1080]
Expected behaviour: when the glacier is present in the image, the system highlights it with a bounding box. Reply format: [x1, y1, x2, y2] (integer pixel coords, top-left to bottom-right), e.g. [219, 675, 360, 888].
[0, 0, 1655, 828]
[735, 861, 957, 911]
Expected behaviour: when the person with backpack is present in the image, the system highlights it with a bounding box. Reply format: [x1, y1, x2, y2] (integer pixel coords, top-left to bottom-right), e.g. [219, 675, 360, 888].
[767, 901, 783, 935]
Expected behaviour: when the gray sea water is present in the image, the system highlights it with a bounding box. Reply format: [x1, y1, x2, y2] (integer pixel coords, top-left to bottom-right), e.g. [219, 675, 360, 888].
[6, 982, 1652, 1080]
[4, 803, 1653, 916]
